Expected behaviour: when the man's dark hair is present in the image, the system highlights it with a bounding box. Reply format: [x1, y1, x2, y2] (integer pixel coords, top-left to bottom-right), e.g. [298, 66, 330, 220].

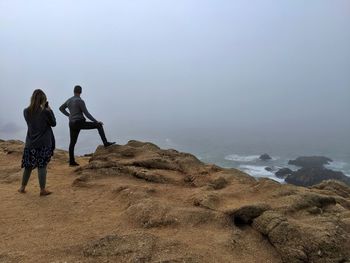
[74, 85, 82, 94]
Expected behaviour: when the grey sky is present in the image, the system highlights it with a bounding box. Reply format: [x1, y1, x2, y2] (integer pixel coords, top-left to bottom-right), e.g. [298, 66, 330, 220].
[0, 0, 349, 154]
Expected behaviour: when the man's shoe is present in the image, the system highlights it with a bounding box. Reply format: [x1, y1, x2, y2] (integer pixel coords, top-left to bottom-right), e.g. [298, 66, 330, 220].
[69, 162, 80, 167]
[104, 141, 116, 147]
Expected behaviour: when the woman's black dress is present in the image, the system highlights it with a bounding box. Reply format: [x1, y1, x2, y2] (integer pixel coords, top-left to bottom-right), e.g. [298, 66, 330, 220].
[21, 108, 56, 169]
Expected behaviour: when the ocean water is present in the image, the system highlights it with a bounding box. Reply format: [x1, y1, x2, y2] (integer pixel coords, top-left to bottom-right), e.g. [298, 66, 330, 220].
[197, 152, 350, 183]
[173, 136, 350, 183]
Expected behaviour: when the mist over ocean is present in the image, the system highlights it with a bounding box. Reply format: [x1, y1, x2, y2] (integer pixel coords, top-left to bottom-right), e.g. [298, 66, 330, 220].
[1, 1, 349, 183]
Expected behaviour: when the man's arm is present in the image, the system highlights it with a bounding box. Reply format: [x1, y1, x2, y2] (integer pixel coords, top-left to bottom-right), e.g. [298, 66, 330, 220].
[80, 100, 98, 122]
[59, 101, 70, 117]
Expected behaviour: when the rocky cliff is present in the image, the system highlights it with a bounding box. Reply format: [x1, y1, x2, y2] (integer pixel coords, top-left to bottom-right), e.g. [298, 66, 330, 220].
[0, 139, 349, 263]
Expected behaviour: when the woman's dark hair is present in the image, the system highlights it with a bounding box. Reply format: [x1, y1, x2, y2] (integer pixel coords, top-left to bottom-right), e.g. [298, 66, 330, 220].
[28, 89, 47, 116]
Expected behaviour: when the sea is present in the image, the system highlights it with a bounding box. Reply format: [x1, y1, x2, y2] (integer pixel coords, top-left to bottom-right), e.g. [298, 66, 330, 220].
[193, 147, 350, 183]
[153, 136, 350, 184]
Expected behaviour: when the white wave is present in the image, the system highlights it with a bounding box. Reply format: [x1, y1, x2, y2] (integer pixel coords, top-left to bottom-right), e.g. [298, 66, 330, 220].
[325, 161, 348, 170]
[225, 154, 260, 162]
[225, 154, 279, 162]
[238, 165, 284, 183]
[239, 165, 274, 176]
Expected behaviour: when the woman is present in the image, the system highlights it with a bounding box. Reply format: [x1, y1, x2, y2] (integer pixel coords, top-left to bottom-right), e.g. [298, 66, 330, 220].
[18, 89, 56, 196]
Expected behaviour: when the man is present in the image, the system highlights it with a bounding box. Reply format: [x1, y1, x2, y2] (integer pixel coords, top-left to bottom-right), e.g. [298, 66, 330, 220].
[59, 85, 115, 166]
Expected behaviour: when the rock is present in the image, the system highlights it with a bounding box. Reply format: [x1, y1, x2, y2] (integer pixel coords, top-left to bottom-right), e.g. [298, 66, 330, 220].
[77, 140, 233, 187]
[312, 180, 350, 198]
[288, 193, 336, 212]
[275, 168, 293, 179]
[192, 193, 220, 210]
[252, 211, 308, 263]
[252, 210, 350, 263]
[125, 199, 177, 228]
[288, 156, 333, 168]
[265, 167, 273, 172]
[0, 140, 24, 155]
[209, 176, 228, 190]
[259, 154, 272, 161]
[285, 167, 350, 187]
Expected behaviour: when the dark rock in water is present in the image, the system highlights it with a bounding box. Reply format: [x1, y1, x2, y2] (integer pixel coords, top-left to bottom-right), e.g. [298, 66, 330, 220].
[288, 156, 333, 168]
[265, 167, 273, 172]
[275, 168, 293, 179]
[259, 153, 272, 161]
[285, 167, 350, 187]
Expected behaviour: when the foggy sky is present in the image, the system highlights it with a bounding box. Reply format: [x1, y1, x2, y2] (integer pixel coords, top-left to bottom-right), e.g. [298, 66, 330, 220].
[0, 0, 349, 154]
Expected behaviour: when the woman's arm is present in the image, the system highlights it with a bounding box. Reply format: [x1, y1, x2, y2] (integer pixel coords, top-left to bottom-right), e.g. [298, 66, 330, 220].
[46, 109, 57, 127]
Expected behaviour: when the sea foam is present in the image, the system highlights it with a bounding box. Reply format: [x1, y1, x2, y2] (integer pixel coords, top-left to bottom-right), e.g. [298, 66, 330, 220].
[225, 154, 261, 162]
[239, 165, 285, 183]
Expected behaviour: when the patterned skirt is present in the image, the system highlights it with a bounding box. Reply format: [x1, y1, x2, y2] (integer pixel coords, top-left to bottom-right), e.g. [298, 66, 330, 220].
[21, 146, 53, 169]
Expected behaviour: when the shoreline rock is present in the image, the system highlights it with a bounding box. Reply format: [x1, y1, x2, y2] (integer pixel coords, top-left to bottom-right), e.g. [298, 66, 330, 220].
[285, 167, 350, 187]
[259, 153, 272, 161]
[288, 156, 333, 168]
[275, 168, 293, 179]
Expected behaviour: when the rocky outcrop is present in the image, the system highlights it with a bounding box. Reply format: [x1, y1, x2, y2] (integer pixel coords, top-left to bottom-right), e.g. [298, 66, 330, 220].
[288, 156, 333, 168]
[1, 139, 350, 263]
[285, 156, 350, 187]
[74, 140, 232, 188]
[259, 153, 272, 161]
[285, 167, 350, 187]
[312, 180, 350, 198]
[72, 140, 350, 263]
[275, 168, 293, 179]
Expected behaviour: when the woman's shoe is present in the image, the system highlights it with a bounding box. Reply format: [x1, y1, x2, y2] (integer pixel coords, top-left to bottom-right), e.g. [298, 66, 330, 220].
[18, 187, 26, 194]
[40, 190, 52, 196]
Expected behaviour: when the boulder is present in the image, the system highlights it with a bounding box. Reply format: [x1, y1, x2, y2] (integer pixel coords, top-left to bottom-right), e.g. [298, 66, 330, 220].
[275, 168, 293, 179]
[259, 153, 272, 161]
[288, 156, 333, 168]
[312, 180, 350, 198]
[125, 199, 176, 228]
[252, 210, 350, 263]
[285, 167, 350, 187]
[208, 176, 229, 190]
[265, 167, 273, 172]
